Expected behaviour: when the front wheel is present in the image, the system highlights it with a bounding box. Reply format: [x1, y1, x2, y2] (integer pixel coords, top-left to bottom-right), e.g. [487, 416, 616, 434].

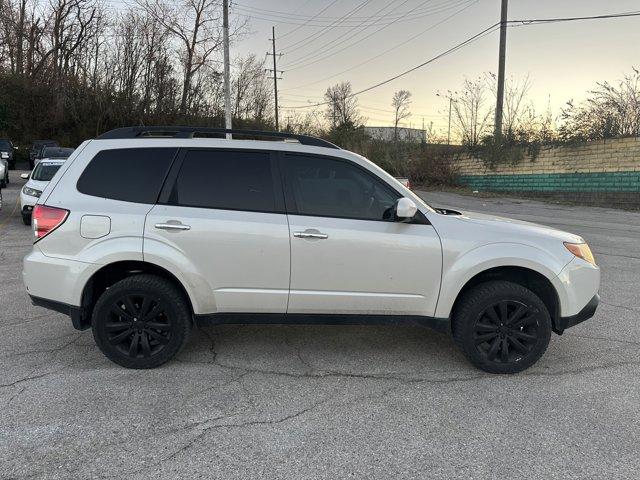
[22, 213, 31, 225]
[92, 274, 192, 369]
[452, 281, 552, 374]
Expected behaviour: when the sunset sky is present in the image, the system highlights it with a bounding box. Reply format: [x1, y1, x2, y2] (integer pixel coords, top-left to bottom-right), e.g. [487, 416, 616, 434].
[231, 0, 640, 135]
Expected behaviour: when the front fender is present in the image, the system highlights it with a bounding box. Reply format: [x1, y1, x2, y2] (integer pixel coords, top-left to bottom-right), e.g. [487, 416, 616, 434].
[434, 242, 571, 318]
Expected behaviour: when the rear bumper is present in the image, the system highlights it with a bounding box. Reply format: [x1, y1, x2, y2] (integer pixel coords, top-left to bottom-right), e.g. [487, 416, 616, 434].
[555, 294, 599, 334]
[29, 294, 88, 330]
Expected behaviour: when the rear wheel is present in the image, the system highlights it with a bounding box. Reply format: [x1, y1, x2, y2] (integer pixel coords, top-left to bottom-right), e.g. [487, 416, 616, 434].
[452, 281, 552, 374]
[92, 274, 191, 369]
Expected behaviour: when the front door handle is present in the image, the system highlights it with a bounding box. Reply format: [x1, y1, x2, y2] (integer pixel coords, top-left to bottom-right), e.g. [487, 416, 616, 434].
[155, 222, 191, 231]
[293, 230, 328, 239]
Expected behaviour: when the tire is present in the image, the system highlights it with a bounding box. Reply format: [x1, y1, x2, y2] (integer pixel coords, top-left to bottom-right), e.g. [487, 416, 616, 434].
[92, 274, 192, 369]
[22, 213, 31, 226]
[452, 280, 552, 374]
[0, 179, 5, 189]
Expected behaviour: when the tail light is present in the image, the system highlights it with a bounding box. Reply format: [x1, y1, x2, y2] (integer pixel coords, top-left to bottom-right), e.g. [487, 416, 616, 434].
[33, 205, 69, 242]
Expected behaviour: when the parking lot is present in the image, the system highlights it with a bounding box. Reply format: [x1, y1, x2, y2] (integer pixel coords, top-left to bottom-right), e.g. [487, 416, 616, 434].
[1, 170, 639, 479]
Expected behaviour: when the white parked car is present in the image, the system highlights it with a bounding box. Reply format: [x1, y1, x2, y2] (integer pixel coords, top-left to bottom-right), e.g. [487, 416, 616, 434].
[23, 127, 600, 373]
[20, 159, 66, 225]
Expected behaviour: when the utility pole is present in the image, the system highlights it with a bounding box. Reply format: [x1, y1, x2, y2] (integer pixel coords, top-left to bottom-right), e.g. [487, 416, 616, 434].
[447, 96, 453, 145]
[266, 26, 283, 131]
[222, 0, 232, 138]
[494, 0, 508, 140]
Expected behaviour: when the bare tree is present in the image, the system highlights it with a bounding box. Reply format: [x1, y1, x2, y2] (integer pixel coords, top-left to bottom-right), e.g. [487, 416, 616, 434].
[136, 0, 224, 116]
[324, 81, 360, 129]
[231, 54, 272, 121]
[391, 89, 411, 141]
[450, 77, 493, 147]
[559, 68, 640, 141]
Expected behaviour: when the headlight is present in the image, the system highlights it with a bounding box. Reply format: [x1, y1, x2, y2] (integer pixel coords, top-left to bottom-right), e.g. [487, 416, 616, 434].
[1, 152, 8, 159]
[564, 242, 596, 266]
[22, 186, 42, 198]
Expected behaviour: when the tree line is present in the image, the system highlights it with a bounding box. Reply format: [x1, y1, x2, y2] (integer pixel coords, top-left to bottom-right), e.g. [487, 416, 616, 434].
[1, 0, 638, 151]
[0, 0, 274, 146]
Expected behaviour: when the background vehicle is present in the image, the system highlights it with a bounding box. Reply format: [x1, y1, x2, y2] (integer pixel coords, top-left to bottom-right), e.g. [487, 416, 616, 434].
[34, 146, 73, 167]
[29, 140, 58, 169]
[0, 139, 15, 182]
[23, 127, 600, 373]
[0, 156, 7, 188]
[20, 159, 66, 225]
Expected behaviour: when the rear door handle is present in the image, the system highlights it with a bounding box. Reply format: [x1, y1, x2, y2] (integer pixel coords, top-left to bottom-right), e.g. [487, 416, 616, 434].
[155, 222, 191, 231]
[293, 230, 328, 239]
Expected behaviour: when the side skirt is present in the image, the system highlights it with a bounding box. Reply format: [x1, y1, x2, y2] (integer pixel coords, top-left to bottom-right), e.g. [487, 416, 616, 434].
[193, 312, 451, 334]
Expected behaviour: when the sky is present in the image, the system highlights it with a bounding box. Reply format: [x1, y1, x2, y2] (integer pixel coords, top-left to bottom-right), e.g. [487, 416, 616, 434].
[230, 0, 640, 134]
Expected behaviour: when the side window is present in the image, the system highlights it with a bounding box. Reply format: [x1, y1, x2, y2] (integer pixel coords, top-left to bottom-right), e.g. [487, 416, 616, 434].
[170, 149, 276, 212]
[283, 154, 399, 221]
[77, 148, 176, 204]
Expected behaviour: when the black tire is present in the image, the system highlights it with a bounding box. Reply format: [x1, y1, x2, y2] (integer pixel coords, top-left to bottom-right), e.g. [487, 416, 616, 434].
[452, 280, 552, 374]
[92, 274, 192, 369]
[0, 179, 5, 189]
[22, 213, 31, 226]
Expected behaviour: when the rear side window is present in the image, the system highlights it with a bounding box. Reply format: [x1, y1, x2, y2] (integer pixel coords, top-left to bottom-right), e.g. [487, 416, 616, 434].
[77, 148, 176, 204]
[169, 149, 276, 212]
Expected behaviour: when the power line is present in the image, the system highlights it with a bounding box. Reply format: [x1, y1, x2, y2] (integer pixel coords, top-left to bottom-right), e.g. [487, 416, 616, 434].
[508, 10, 640, 24]
[232, 0, 466, 24]
[279, 0, 373, 53]
[281, 8, 640, 109]
[269, 0, 342, 40]
[281, 0, 418, 70]
[284, 22, 501, 109]
[282, 0, 476, 77]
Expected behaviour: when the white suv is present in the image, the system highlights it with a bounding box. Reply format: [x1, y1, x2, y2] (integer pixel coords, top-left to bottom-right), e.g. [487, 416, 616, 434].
[23, 127, 600, 373]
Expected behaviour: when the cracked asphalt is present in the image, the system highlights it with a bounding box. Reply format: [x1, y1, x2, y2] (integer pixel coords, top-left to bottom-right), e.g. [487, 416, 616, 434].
[1, 172, 639, 479]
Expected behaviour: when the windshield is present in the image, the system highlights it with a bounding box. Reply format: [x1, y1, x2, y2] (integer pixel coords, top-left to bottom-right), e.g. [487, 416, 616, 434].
[0, 140, 11, 150]
[32, 162, 63, 181]
[42, 147, 73, 158]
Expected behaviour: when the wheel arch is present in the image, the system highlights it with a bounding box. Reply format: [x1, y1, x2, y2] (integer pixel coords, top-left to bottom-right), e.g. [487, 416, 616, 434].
[77, 260, 196, 330]
[447, 265, 562, 334]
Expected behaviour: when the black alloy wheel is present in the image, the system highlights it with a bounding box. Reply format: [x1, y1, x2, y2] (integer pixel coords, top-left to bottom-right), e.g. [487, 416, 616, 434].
[472, 300, 540, 364]
[106, 293, 173, 359]
[452, 280, 552, 374]
[92, 274, 191, 369]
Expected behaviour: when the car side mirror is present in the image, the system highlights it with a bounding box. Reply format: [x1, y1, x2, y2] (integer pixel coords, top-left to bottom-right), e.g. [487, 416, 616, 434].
[20, 173, 29, 179]
[394, 197, 418, 221]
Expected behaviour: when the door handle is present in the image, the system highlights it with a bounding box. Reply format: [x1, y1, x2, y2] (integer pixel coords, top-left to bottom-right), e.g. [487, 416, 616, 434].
[155, 222, 191, 231]
[293, 231, 328, 239]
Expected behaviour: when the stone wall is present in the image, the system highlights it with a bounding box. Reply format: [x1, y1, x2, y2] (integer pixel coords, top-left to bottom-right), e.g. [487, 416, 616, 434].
[455, 137, 640, 209]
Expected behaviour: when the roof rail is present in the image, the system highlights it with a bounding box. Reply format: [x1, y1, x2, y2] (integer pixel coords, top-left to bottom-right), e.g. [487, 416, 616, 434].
[97, 126, 339, 149]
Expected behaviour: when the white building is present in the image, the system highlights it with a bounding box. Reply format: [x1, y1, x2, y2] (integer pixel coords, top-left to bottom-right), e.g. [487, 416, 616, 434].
[364, 126, 426, 143]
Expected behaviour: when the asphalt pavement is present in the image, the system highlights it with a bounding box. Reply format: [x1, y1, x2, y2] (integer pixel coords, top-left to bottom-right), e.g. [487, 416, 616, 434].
[1, 171, 639, 479]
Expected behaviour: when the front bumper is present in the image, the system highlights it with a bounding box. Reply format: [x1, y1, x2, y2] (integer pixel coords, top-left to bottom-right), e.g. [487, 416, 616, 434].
[20, 191, 37, 213]
[555, 294, 599, 334]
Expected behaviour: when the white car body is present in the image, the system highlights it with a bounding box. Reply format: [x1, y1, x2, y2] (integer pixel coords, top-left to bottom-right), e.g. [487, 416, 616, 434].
[22, 129, 600, 370]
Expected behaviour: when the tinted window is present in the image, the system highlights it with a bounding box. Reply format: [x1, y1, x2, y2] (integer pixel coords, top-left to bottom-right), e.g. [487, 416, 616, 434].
[77, 148, 176, 203]
[32, 162, 63, 181]
[0, 140, 11, 150]
[283, 154, 399, 221]
[170, 149, 276, 212]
